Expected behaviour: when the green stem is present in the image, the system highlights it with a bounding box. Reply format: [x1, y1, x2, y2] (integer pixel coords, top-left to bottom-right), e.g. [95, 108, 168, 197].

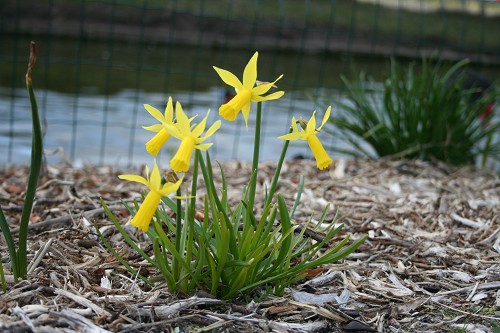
[18, 42, 43, 279]
[190, 150, 199, 218]
[173, 187, 182, 279]
[264, 129, 291, 209]
[248, 102, 262, 212]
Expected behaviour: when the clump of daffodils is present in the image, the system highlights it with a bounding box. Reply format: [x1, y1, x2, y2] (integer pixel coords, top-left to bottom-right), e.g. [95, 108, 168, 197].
[100, 51, 366, 300]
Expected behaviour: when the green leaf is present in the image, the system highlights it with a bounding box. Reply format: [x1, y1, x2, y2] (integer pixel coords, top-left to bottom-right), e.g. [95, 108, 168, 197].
[0, 207, 19, 281]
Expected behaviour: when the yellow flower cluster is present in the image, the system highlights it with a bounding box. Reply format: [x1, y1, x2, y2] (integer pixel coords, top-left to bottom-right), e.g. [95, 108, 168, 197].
[120, 51, 333, 231]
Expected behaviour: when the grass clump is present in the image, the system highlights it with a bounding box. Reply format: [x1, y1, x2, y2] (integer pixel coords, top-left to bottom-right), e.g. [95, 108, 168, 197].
[327, 58, 499, 167]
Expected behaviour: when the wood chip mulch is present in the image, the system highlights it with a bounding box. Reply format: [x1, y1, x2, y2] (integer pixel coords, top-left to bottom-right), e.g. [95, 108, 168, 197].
[0, 159, 499, 333]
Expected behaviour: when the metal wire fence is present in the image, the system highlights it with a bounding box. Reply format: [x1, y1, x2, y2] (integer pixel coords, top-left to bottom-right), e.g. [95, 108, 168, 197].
[1, 0, 499, 166]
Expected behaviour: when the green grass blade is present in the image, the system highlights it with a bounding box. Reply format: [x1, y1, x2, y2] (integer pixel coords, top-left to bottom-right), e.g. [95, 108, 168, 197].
[0, 208, 19, 281]
[18, 42, 44, 279]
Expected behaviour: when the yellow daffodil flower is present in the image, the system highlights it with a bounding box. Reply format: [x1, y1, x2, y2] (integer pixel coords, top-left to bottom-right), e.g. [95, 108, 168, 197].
[164, 102, 221, 172]
[118, 160, 183, 231]
[278, 106, 333, 170]
[143, 97, 175, 156]
[213, 51, 284, 126]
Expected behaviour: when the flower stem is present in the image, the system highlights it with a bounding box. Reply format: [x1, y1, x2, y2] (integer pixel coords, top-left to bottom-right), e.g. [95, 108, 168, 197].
[174, 187, 182, 279]
[248, 102, 262, 212]
[18, 41, 43, 279]
[264, 131, 291, 209]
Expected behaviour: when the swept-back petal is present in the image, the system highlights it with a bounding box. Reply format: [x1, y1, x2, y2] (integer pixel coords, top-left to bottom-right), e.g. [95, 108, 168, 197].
[243, 52, 258, 88]
[144, 104, 165, 123]
[164, 97, 174, 123]
[163, 123, 183, 140]
[291, 117, 300, 133]
[142, 124, 164, 132]
[175, 102, 191, 133]
[318, 106, 331, 131]
[278, 132, 304, 141]
[251, 74, 284, 95]
[252, 91, 285, 102]
[203, 120, 221, 139]
[241, 103, 252, 127]
[149, 160, 161, 190]
[195, 143, 213, 151]
[118, 174, 150, 188]
[213, 66, 243, 89]
[191, 113, 208, 138]
[306, 111, 317, 134]
[160, 178, 183, 195]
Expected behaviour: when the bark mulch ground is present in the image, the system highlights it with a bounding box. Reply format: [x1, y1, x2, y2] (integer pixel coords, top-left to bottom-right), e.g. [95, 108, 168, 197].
[0, 159, 499, 333]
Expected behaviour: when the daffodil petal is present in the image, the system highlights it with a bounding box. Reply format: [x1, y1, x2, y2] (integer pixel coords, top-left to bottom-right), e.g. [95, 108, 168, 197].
[163, 123, 183, 140]
[195, 143, 213, 151]
[118, 174, 150, 188]
[318, 106, 331, 131]
[241, 103, 251, 127]
[175, 102, 191, 133]
[252, 74, 283, 95]
[243, 52, 258, 88]
[144, 124, 165, 132]
[203, 120, 221, 138]
[307, 111, 317, 134]
[213, 66, 243, 89]
[160, 178, 183, 195]
[278, 132, 304, 141]
[149, 160, 162, 190]
[144, 104, 165, 123]
[252, 91, 285, 102]
[164, 97, 174, 123]
[191, 114, 208, 138]
[291, 117, 300, 132]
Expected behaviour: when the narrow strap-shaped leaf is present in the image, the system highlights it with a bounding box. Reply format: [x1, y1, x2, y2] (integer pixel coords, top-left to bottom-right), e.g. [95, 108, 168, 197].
[289, 176, 304, 220]
[0, 208, 19, 281]
[198, 151, 238, 256]
[153, 237, 176, 290]
[18, 42, 44, 279]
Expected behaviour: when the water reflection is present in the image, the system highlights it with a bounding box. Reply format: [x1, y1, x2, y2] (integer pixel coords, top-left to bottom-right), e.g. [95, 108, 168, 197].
[0, 86, 344, 166]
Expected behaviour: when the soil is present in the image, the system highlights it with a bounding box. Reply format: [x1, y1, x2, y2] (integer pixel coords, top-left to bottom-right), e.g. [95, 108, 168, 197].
[0, 158, 499, 332]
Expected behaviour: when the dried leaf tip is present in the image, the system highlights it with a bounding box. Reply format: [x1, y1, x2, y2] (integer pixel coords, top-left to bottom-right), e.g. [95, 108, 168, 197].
[26, 41, 36, 83]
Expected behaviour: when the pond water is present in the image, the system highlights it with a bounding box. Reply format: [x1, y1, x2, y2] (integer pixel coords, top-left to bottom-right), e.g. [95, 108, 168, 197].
[1, 36, 497, 167]
[0, 36, 374, 166]
[0, 85, 351, 167]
